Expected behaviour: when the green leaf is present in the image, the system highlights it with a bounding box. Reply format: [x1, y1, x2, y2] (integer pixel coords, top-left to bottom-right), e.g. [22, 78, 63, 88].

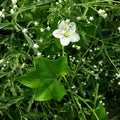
[17, 56, 69, 101]
[92, 104, 109, 120]
[82, 24, 96, 37]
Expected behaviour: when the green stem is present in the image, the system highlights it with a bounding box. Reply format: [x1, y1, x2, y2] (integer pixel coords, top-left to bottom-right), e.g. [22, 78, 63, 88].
[93, 83, 99, 109]
[102, 41, 118, 73]
[69, 90, 99, 120]
[62, 46, 64, 56]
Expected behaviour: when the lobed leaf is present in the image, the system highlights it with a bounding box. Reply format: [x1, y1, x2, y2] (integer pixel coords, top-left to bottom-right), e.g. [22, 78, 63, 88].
[17, 56, 69, 101]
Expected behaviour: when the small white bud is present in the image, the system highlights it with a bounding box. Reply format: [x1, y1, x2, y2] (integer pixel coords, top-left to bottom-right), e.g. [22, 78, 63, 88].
[89, 16, 94, 21]
[0, 11, 5, 18]
[34, 21, 39, 26]
[22, 28, 28, 33]
[11, 0, 17, 5]
[37, 52, 42, 56]
[118, 27, 120, 32]
[13, 4, 17, 9]
[46, 26, 50, 31]
[10, 9, 15, 14]
[0, 59, 4, 64]
[0, 11, 2, 16]
[118, 82, 120, 85]
[33, 44, 39, 49]
[40, 28, 44, 32]
[76, 16, 81, 20]
[39, 38, 43, 43]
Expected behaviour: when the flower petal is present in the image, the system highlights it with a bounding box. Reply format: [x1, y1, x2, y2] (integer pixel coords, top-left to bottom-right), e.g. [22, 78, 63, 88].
[70, 32, 80, 42]
[58, 20, 67, 30]
[60, 37, 71, 46]
[53, 29, 63, 39]
[69, 22, 76, 33]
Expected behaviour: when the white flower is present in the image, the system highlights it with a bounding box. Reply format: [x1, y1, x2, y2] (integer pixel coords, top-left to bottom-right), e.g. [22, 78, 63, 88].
[53, 19, 80, 46]
[98, 9, 107, 18]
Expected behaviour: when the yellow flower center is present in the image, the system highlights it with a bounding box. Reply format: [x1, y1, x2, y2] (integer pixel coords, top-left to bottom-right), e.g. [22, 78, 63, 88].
[64, 32, 70, 37]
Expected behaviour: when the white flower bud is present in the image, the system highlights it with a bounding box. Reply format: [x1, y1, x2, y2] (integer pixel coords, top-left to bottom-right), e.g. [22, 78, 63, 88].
[33, 44, 39, 49]
[11, 0, 17, 5]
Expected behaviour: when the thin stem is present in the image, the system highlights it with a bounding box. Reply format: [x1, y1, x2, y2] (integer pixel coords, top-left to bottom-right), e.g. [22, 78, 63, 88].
[69, 90, 99, 120]
[63, 76, 70, 90]
[102, 41, 119, 73]
[62, 46, 65, 56]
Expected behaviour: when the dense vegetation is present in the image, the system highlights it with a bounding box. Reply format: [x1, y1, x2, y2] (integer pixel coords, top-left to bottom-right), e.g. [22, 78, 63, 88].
[0, 0, 120, 119]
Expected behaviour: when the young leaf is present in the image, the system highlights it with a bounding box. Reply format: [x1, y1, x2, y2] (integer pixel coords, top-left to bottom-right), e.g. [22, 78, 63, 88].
[91, 104, 109, 120]
[16, 56, 69, 101]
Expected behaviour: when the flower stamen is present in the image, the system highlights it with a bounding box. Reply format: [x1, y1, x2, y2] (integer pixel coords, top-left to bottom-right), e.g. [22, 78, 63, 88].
[64, 32, 70, 37]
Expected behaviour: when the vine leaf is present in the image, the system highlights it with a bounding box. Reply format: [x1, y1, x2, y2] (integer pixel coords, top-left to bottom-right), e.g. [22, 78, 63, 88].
[17, 56, 69, 101]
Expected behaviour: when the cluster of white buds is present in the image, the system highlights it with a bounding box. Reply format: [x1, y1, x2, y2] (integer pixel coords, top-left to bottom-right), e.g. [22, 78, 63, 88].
[10, 0, 18, 14]
[98, 9, 107, 18]
[72, 44, 81, 50]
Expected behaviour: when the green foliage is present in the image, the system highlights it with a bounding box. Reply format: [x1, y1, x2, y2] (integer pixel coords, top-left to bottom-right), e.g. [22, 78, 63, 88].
[0, 97, 24, 109]
[0, 0, 120, 119]
[17, 56, 69, 101]
[92, 104, 109, 120]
